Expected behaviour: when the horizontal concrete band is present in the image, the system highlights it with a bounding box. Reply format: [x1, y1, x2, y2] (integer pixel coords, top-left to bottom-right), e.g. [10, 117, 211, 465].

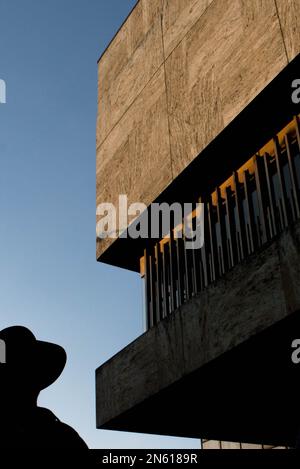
[96, 220, 300, 443]
[97, 52, 300, 271]
[96, 0, 300, 261]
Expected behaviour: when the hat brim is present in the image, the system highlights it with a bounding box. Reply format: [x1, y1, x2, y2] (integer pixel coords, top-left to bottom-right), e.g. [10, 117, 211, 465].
[33, 340, 67, 390]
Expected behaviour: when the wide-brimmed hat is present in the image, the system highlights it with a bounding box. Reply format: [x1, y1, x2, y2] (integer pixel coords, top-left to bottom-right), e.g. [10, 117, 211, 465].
[0, 326, 67, 390]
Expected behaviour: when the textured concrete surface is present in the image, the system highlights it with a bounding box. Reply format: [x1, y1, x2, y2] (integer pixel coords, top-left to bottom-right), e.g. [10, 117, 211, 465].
[165, 0, 287, 175]
[96, 220, 300, 443]
[162, 0, 214, 58]
[276, 0, 300, 62]
[96, 66, 172, 260]
[96, 0, 300, 260]
[202, 439, 288, 449]
[96, 0, 163, 146]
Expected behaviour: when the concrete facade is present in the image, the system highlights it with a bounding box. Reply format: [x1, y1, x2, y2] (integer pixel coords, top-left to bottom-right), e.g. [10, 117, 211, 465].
[202, 440, 288, 449]
[95, 0, 300, 449]
[96, 0, 300, 261]
[96, 220, 300, 445]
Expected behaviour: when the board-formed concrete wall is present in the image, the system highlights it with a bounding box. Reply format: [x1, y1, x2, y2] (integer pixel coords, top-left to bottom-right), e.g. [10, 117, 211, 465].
[96, 0, 300, 260]
[202, 440, 288, 449]
[96, 220, 300, 431]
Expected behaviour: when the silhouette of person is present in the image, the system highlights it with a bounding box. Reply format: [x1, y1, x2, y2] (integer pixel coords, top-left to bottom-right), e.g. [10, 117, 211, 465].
[0, 326, 88, 449]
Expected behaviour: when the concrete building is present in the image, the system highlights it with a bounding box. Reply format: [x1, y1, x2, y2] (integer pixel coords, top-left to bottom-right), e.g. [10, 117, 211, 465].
[95, 0, 300, 448]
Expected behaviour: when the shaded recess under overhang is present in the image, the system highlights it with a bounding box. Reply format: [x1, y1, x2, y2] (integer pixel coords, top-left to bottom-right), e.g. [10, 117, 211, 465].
[96, 220, 300, 445]
[97, 53, 300, 272]
[97, 311, 300, 446]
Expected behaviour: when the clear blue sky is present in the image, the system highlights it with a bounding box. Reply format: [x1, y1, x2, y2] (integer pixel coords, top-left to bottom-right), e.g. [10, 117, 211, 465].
[0, 0, 199, 448]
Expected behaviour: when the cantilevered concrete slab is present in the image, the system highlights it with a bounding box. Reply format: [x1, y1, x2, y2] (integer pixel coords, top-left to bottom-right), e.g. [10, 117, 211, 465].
[97, 53, 300, 271]
[96, 221, 300, 446]
[96, 0, 300, 265]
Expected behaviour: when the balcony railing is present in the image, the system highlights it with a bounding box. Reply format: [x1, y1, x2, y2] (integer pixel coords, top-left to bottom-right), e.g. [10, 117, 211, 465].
[142, 116, 300, 330]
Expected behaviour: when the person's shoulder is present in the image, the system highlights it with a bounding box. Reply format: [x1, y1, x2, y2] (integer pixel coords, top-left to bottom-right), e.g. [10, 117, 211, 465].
[37, 407, 89, 449]
[57, 421, 89, 449]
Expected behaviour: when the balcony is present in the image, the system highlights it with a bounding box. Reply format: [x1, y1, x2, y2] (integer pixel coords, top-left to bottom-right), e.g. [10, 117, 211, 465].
[142, 116, 300, 329]
[96, 213, 300, 446]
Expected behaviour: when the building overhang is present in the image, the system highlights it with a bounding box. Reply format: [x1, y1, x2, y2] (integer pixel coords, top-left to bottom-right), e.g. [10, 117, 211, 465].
[96, 221, 300, 446]
[97, 54, 300, 272]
